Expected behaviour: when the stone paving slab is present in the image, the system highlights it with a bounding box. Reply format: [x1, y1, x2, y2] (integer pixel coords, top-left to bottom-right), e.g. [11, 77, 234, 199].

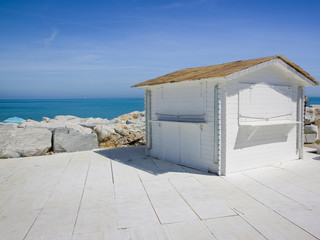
[0, 146, 319, 240]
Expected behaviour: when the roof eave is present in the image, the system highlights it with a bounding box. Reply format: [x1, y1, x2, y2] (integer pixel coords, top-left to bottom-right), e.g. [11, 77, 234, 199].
[276, 58, 317, 86]
[224, 58, 317, 86]
[132, 56, 318, 88]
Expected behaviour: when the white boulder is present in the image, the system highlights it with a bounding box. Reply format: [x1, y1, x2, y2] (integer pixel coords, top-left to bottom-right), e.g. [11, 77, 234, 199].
[79, 117, 109, 129]
[304, 124, 319, 138]
[53, 128, 98, 153]
[42, 117, 51, 122]
[305, 107, 316, 124]
[65, 124, 92, 135]
[19, 119, 93, 134]
[93, 125, 116, 141]
[0, 126, 52, 158]
[110, 111, 145, 124]
[1, 111, 145, 158]
[53, 115, 81, 122]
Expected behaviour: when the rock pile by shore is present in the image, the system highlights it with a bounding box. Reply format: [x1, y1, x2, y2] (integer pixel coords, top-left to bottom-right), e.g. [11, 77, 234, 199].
[305, 105, 320, 127]
[304, 105, 320, 144]
[0, 111, 145, 158]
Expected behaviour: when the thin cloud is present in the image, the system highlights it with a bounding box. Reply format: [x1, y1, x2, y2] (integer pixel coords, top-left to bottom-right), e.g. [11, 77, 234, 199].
[44, 29, 59, 47]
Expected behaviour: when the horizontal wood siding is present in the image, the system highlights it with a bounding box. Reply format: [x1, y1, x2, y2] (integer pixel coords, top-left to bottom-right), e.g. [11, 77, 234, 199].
[157, 83, 205, 116]
[225, 65, 299, 173]
[148, 81, 219, 173]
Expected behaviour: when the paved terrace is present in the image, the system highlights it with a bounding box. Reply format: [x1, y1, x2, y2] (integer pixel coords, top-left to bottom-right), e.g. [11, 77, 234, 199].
[0, 146, 320, 240]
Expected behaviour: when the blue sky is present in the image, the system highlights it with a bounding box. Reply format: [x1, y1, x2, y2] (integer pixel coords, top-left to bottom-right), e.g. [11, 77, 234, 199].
[0, 0, 319, 99]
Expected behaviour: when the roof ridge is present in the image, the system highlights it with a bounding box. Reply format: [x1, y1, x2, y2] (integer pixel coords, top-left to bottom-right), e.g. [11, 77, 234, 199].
[132, 56, 318, 87]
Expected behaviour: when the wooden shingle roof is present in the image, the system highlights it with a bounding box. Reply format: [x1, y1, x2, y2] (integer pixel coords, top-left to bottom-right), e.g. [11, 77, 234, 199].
[132, 55, 318, 87]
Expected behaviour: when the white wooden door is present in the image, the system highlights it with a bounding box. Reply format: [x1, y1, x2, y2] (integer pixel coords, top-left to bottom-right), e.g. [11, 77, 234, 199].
[161, 122, 180, 164]
[180, 124, 200, 168]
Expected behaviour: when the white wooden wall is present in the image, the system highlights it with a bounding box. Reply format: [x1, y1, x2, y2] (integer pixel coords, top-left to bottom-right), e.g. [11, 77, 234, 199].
[225, 64, 299, 173]
[147, 80, 219, 173]
[201, 81, 220, 173]
[146, 63, 302, 175]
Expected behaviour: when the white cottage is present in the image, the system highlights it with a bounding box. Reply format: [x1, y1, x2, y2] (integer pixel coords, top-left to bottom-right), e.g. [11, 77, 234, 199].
[133, 56, 319, 175]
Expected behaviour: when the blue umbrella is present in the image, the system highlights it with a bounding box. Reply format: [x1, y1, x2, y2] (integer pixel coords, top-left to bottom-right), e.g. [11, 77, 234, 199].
[3, 117, 26, 124]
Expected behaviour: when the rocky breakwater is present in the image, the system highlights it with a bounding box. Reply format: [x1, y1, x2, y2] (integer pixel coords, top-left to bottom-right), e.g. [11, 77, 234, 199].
[305, 105, 320, 127]
[304, 105, 320, 143]
[0, 111, 145, 158]
[94, 112, 145, 148]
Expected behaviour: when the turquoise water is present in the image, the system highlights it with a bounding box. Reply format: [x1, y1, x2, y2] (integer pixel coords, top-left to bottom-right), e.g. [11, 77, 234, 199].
[1, 97, 319, 122]
[307, 97, 320, 106]
[0, 98, 144, 122]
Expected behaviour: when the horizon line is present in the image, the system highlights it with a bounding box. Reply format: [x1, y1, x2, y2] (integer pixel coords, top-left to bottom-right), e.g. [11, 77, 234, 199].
[0, 97, 145, 100]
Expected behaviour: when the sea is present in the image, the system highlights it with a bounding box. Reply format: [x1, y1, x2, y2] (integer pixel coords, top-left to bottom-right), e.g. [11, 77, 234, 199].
[307, 97, 320, 106]
[0, 98, 144, 122]
[1, 97, 319, 122]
